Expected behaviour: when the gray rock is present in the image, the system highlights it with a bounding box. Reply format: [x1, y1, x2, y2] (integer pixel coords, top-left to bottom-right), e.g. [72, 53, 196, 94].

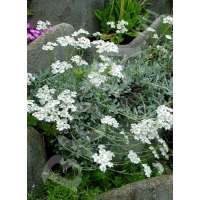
[28, 23, 74, 74]
[27, 127, 46, 192]
[30, 0, 108, 33]
[97, 175, 173, 200]
[147, 0, 173, 15]
[119, 16, 162, 58]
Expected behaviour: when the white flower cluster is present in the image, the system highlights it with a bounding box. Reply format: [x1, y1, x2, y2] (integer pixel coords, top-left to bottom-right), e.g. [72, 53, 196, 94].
[156, 105, 173, 130]
[28, 85, 77, 131]
[99, 55, 112, 63]
[153, 162, 164, 174]
[56, 36, 91, 49]
[56, 36, 76, 47]
[130, 119, 158, 144]
[158, 138, 169, 159]
[128, 150, 141, 164]
[36, 20, 51, 30]
[101, 116, 119, 128]
[27, 73, 36, 86]
[142, 164, 152, 177]
[42, 42, 58, 51]
[110, 63, 124, 79]
[107, 20, 128, 34]
[116, 20, 129, 34]
[130, 105, 172, 160]
[93, 32, 102, 37]
[76, 37, 91, 49]
[92, 145, 115, 172]
[92, 40, 119, 54]
[72, 28, 89, 37]
[163, 16, 173, 25]
[152, 33, 159, 39]
[107, 21, 115, 29]
[88, 72, 107, 87]
[130, 105, 173, 144]
[71, 55, 88, 66]
[51, 60, 73, 74]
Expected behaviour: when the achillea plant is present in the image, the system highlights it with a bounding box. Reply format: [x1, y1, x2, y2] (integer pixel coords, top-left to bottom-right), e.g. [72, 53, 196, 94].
[27, 16, 173, 190]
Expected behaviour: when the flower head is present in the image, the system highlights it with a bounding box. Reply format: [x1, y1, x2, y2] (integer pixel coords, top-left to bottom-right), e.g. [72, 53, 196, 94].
[51, 60, 73, 74]
[92, 145, 115, 172]
[142, 164, 152, 177]
[88, 72, 107, 87]
[101, 116, 119, 128]
[36, 20, 51, 30]
[128, 150, 141, 164]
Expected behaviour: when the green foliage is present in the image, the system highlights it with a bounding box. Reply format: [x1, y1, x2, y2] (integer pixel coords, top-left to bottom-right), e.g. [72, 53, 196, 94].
[95, 0, 149, 44]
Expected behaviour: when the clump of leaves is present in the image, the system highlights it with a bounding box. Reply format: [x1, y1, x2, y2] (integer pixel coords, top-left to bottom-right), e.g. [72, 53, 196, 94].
[95, 0, 149, 44]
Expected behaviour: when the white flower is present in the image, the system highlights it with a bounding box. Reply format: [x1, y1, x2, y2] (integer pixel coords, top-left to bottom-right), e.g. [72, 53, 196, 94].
[153, 162, 164, 175]
[163, 16, 173, 25]
[92, 40, 119, 54]
[156, 105, 173, 130]
[107, 21, 116, 29]
[35, 85, 56, 105]
[128, 150, 141, 164]
[58, 36, 76, 47]
[27, 100, 39, 113]
[27, 73, 35, 86]
[72, 28, 89, 37]
[99, 55, 111, 63]
[165, 34, 172, 40]
[92, 145, 115, 172]
[152, 33, 159, 39]
[142, 164, 152, 177]
[98, 63, 109, 73]
[93, 32, 102, 37]
[71, 55, 88, 66]
[101, 116, 119, 128]
[88, 72, 107, 87]
[76, 37, 91, 49]
[159, 146, 169, 160]
[56, 119, 71, 131]
[110, 63, 124, 79]
[149, 146, 160, 159]
[130, 119, 158, 144]
[42, 42, 58, 51]
[56, 36, 76, 47]
[28, 86, 77, 132]
[36, 20, 51, 30]
[146, 27, 156, 32]
[157, 137, 169, 159]
[51, 60, 73, 74]
[116, 20, 128, 34]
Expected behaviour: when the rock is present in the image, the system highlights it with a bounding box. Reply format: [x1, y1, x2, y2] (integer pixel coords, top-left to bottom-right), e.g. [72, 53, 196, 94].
[27, 23, 74, 74]
[30, 0, 108, 33]
[147, 0, 173, 15]
[97, 175, 173, 200]
[27, 127, 46, 192]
